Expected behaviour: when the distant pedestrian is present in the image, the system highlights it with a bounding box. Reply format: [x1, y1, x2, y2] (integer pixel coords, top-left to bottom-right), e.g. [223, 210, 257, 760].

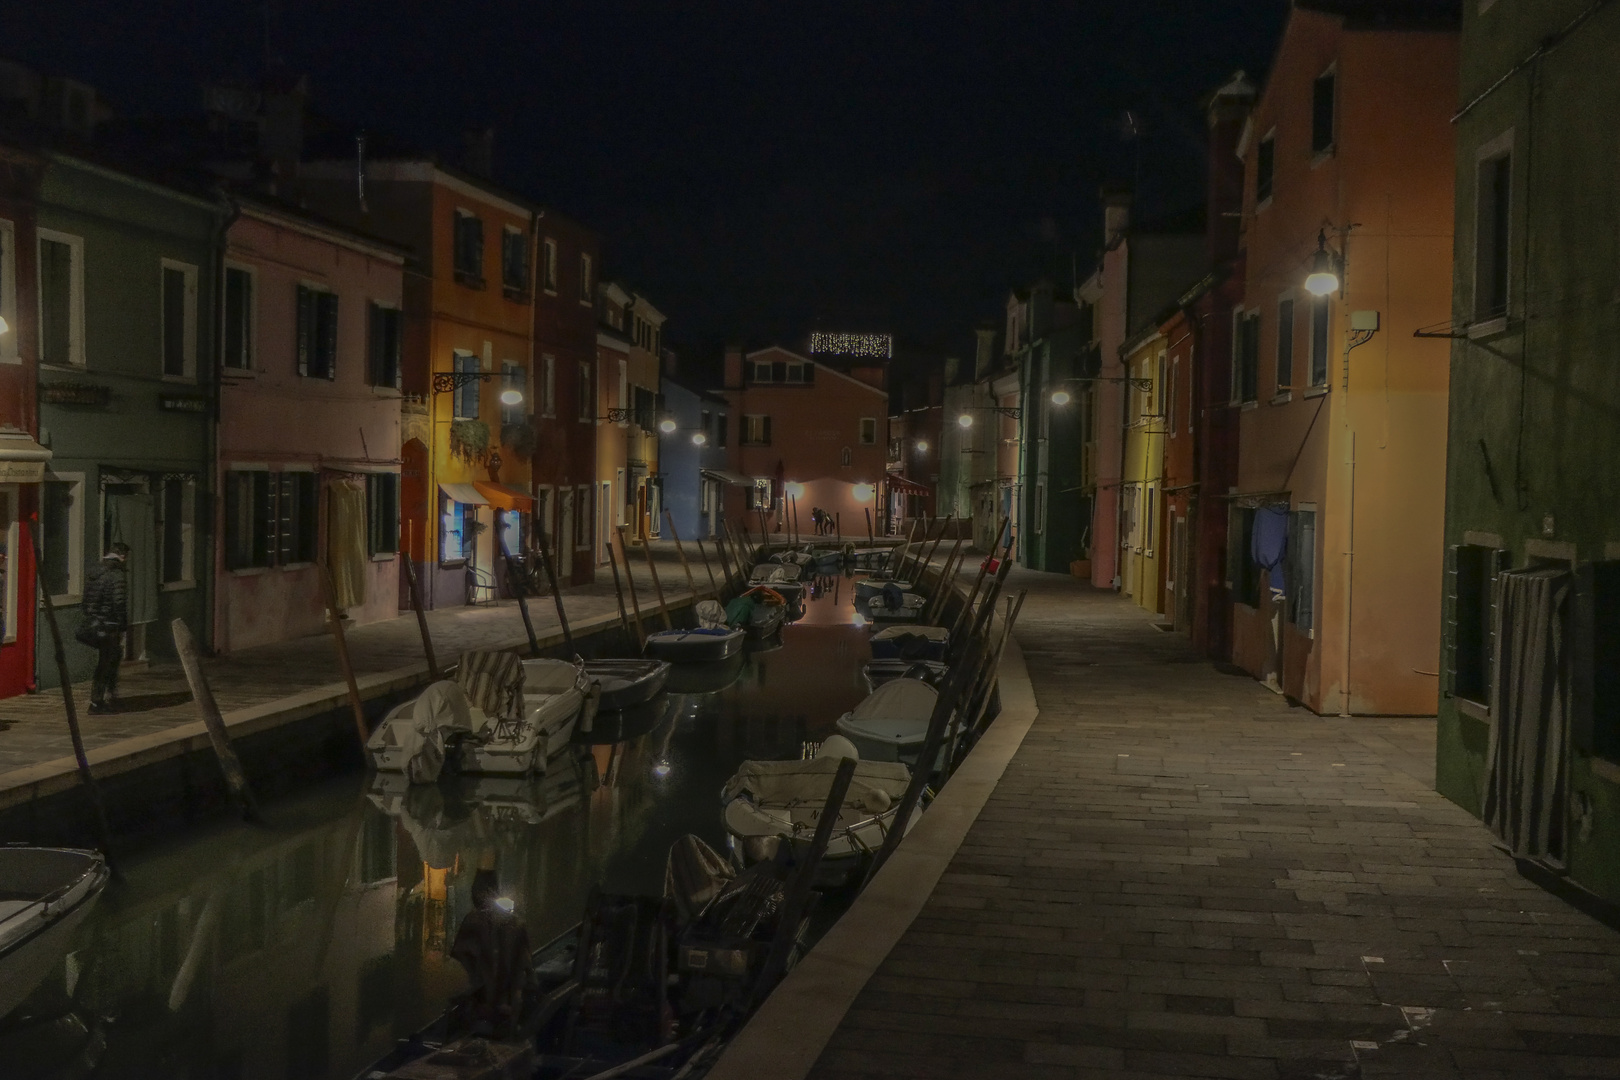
[79, 543, 130, 714]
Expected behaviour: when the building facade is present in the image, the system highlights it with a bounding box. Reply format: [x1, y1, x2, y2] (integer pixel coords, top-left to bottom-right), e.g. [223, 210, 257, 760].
[657, 371, 730, 542]
[214, 200, 405, 652]
[1118, 328, 1168, 613]
[1435, 0, 1620, 903]
[1228, 1, 1457, 712]
[594, 283, 665, 560]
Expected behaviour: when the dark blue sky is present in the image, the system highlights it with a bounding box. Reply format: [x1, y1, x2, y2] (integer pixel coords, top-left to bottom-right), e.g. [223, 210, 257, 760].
[2, 0, 1288, 354]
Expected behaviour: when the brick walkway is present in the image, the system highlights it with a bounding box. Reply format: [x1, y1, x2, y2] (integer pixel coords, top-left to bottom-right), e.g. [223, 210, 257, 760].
[809, 570, 1620, 1079]
[0, 543, 711, 781]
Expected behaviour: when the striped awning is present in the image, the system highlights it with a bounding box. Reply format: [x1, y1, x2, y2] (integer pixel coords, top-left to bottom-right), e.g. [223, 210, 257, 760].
[438, 482, 488, 507]
[473, 481, 533, 510]
[886, 473, 930, 496]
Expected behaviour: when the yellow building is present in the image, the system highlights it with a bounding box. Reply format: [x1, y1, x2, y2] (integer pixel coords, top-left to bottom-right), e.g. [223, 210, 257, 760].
[595, 283, 666, 556]
[1119, 329, 1168, 614]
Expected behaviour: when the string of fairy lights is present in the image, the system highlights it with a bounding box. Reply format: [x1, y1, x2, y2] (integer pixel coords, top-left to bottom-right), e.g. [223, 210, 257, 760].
[808, 332, 892, 359]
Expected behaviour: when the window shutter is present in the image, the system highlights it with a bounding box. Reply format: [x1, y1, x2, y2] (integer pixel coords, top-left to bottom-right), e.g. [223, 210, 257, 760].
[274, 474, 292, 566]
[1443, 544, 1459, 695]
[320, 292, 339, 380]
[367, 304, 382, 386]
[392, 311, 403, 389]
[225, 475, 242, 570]
[295, 285, 312, 376]
[763, 416, 772, 446]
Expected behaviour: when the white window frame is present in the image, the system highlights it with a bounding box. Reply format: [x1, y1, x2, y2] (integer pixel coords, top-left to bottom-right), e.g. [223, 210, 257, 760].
[158, 475, 197, 591]
[44, 470, 86, 603]
[614, 469, 626, 527]
[0, 219, 18, 365]
[1275, 292, 1296, 399]
[0, 485, 17, 642]
[1308, 294, 1332, 389]
[222, 261, 256, 372]
[541, 353, 556, 418]
[160, 258, 199, 381]
[37, 228, 86, 368]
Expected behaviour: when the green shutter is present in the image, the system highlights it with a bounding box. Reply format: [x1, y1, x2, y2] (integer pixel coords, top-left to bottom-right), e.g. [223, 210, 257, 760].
[320, 292, 339, 380]
[295, 285, 312, 376]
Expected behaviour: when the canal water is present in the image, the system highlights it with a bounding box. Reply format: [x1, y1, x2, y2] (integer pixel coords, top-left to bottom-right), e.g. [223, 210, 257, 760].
[5, 574, 880, 1080]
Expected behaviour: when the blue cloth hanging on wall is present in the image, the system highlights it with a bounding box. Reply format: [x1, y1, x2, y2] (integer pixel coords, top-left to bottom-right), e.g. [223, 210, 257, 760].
[1251, 505, 1289, 595]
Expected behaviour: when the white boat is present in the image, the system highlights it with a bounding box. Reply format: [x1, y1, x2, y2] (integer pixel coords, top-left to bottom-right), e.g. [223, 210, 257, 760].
[720, 738, 916, 885]
[870, 623, 949, 660]
[1, 847, 111, 1020]
[865, 591, 928, 622]
[456, 659, 593, 775]
[749, 562, 802, 584]
[835, 679, 954, 768]
[366, 680, 467, 781]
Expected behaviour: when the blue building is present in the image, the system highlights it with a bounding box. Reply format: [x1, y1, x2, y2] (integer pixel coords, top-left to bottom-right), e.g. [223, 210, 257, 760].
[658, 372, 732, 541]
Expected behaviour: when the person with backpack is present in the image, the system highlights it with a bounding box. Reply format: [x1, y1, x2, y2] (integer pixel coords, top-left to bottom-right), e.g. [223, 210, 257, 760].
[79, 543, 130, 714]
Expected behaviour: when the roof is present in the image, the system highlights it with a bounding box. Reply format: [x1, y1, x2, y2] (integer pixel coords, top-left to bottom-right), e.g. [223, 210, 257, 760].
[1295, 0, 1461, 31]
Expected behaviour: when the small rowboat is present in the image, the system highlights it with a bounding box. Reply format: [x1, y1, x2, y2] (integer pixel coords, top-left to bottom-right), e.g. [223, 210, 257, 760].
[836, 679, 956, 768]
[862, 658, 949, 692]
[582, 658, 670, 711]
[870, 623, 949, 660]
[646, 627, 745, 663]
[864, 591, 928, 622]
[1, 847, 111, 1021]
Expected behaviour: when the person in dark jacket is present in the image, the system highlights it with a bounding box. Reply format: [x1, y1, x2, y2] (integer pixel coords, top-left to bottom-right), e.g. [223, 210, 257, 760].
[81, 543, 130, 714]
[449, 869, 534, 1037]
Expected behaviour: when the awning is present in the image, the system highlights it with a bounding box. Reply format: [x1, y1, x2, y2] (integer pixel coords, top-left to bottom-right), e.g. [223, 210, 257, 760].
[473, 481, 534, 511]
[0, 431, 52, 483]
[438, 482, 489, 507]
[702, 469, 756, 487]
[886, 473, 930, 496]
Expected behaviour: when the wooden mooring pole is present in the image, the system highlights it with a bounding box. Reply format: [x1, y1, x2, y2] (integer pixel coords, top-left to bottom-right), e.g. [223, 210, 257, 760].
[616, 526, 652, 641]
[318, 564, 369, 750]
[639, 531, 674, 630]
[500, 534, 540, 657]
[695, 537, 719, 595]
[663, 510, 698, 598]
[400, 521, 438, 678]
[532, 520, 577, 655]
[172, 618, 260, 822]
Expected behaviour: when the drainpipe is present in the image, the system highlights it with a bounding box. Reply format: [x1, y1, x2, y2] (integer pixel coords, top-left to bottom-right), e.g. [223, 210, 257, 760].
[207, 188, 240, 657]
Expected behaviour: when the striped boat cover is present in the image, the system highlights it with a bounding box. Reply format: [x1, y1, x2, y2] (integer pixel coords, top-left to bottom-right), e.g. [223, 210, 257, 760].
[455, 650, 525, 720]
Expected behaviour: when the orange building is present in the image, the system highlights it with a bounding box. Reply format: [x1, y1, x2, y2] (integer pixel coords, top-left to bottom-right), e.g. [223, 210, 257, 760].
[594, 282, 666, 559]
[1228, 1, 1458, 713]
[721, 346, 888, 540]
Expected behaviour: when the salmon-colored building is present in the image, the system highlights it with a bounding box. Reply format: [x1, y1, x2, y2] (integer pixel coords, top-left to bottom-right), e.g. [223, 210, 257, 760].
[1228, 1, 1458, 713]
[720, 346, 888, 540]
[214, 200, 405, 651]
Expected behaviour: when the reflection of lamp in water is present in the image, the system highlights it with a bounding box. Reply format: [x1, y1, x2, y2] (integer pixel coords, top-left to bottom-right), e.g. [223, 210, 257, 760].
[494, 896, 515, 913]
[852, 613, 867, 627]
[652, 759, 672, 779]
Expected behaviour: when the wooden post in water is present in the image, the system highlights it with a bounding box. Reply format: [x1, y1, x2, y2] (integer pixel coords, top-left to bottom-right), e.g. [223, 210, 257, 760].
[400, 521, 438, 678]
[917, 514, 952, 583]
[926, 537, 966, 624]
[499, 534, 540, 657]
[695, 538, 719, 595]
[944, 591, 1025, 775]
[953, 590, 1027, 768]
[663, 510, 698, 598]
[712, 525, 735, 588]
[639, 531, 674, 630]
[532, 518, 576, 655]
[318, 564, 369, 749]
[615, 526, 651, 641]
[27, 519, 114, 857]
[835, 512, 841, 543]
[605, 541, 639, 647]
[950, 514, 1009, 645]
[864, 507, 874, 546]
[171, 618, 260, 821]
[790, 494, 801, 547]
[754, 756, 857, 1002]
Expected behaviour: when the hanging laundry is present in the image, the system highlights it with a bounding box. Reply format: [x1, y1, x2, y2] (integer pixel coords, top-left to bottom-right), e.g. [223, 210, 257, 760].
[327, 478, 370, 610]
[1251, 505, 1289, 595]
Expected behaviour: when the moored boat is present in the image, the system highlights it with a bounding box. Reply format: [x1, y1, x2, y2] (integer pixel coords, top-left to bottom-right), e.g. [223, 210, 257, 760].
[862, 658, 949, 691]
[863, 590, 927, 622]
[853, 576, 914, 601]
[582, 658, 670, 711]
[835, 678, 954, 768]
[870, 623, 949, 660]
[450, 658, 593, 775]
[646, 599, 747, 662]
[1, 848, 111, 1021]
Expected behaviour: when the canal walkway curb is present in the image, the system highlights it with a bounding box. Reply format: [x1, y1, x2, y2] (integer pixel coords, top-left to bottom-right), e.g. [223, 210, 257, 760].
[706, 616, 1039, 1080]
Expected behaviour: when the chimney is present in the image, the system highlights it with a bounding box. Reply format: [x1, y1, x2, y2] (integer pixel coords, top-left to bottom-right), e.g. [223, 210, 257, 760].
[724, 346, 744, 390]
[662, 347, 678, 378]
[1206, 70, 1256, 265]
[259, 74, 308, 184]
[463, 128, 495, 178]
[1102, 188, 1133, 247]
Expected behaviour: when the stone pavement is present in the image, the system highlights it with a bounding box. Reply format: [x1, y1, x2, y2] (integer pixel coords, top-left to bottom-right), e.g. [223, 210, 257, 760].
[808, 569, 1620, 1079]
[0, 542, 711, 782]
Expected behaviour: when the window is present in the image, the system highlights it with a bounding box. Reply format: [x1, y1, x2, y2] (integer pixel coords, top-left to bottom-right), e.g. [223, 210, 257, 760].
[859, 417, 877, 445]
[1227, 506, 1260, 607]
[501, 226, 528, 296]
[276, 471, 319, 565]
[224, 470, 315, 569]
[1584, 563, 1620, 760]
[840, 446, 852, 467]
[0, 488, 14, 642]
[700, 409, 711, 441]
[223, 265, 254, 370]
[750, 478, 772, 510]
[1155, 353, 1167, 416]
[750, 360, 811, 385]
[452, 352, 480, 419]
[1451, 543, 1507, 704]
[574, 485, 592, 549]
[743, 415, 771, 445]
[579, 253, 592, 302]
[1256, 131, 1276, 204]
[1167, 360, 1178, 435]
[542, 238, 558, 291]
[0, 222, 17, 364]
[617, 359, 628, 418]
[366, 473, 399, 556]
[1311, 68, 1336, 156]
[439, 493, 474, 564]
[578, 361, 593, 421]
[716, 413, 728, 448]
[38, 230, 84, 367]
[1288, 509, 1316, 631]
[296, 284, 338, 380]
[1232, 310, 1259, 404]
[1309, 295, 1330, 387]
[1475, 145, 1512, 321]
[41, 473, 84, 601]
[161, 262, 197, 378]
[501, 362, 525, 425]
[632, 386, 657, 432]
[540, 354, 556, 417]
[453, 210, 484, 284]
[157, 476, 196, 587]
[1276, 298, 1295, 392]
[368, 303, 402, 389]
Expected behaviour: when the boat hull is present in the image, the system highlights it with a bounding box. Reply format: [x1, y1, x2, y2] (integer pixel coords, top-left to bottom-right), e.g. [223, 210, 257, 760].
[0, 849, 110, 1021]
[646, 629, 746, 663]
[583, 659, 670, 711]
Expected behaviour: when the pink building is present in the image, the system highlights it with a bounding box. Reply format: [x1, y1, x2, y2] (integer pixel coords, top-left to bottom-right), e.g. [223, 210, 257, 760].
[215, 200, 407, 652]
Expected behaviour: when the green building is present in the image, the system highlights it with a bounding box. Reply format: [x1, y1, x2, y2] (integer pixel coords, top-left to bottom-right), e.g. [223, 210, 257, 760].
[1437, 1, 1620, 903]
[35, 150, 226, 686]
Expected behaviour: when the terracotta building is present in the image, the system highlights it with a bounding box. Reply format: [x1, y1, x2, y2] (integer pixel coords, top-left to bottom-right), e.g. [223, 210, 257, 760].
[1227, 0, 1458, 713]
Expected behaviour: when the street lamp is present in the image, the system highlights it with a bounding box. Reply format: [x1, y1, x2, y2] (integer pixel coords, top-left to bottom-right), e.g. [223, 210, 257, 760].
[433, 370, 523, 407]
[499, 388, 523, 406]
[1050, 390, 1071, 406]
[959, 406, 1023, 428]
[915, 439, 929, 453]
[957, 413, 974, 429]
[852, 482, 875, 502]
[1304, 228, 1343, 297]
[692, 432, 708, 446]
[658, 417, 678, 434]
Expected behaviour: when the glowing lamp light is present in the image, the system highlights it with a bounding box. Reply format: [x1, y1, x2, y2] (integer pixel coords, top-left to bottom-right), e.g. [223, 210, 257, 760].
[494, 897, 515, 913]
[852, 483, 875, 502]
[957, 413, 974, 429]
[785, 481, 805, 499]
[915, 439, 929, 453]
[658, 418, 678, 434]
[499, 389, 524, 406]
[1304, 231, 1341, 297]
[652, 759, 673, 779]
[0, 315, 9, 335]
[692, 432, 708, 446]
[1050, 390, 1071, 406]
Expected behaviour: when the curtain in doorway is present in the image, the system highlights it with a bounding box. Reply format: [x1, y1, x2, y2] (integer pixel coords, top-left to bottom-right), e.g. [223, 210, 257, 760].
[327, 479, 370, 611]
[1483, 566, 1572, 866]
[109, 493, 158, 624]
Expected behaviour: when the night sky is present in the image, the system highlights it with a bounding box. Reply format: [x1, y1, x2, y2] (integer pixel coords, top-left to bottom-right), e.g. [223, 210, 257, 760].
[2, 1, 1288, 358]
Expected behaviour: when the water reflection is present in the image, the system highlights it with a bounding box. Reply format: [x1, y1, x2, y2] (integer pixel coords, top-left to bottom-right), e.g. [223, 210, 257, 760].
[7, 576, 876, 1080]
